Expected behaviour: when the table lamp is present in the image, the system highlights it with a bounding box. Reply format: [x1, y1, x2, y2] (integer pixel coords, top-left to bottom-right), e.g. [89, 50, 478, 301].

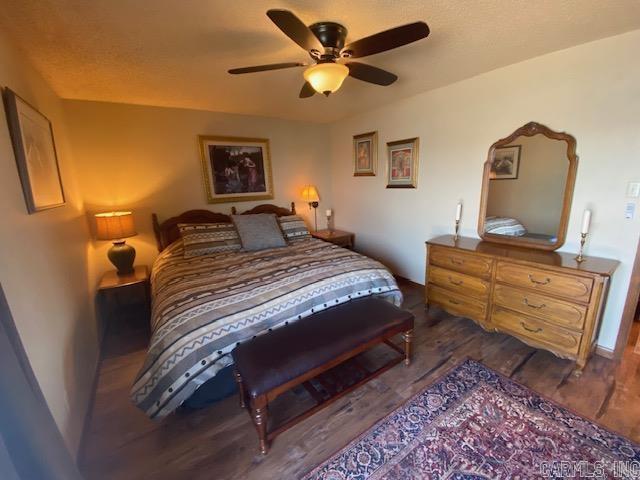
[95, 211, 137, 275]
[301, 184, 320, 231]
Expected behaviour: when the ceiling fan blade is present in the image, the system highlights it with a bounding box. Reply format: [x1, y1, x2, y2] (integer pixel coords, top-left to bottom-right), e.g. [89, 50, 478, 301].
[267, 9, 324, 52]
[347, 62, 398, 86]
[228, 62, 306, 74]
[342, 22, 429, 58]
[299, 81, 316, 98]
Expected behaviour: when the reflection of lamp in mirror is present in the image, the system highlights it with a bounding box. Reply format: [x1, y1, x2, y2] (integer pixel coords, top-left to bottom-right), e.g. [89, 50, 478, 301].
[454, 202, 462, 240]
[576, 209, 591, 263]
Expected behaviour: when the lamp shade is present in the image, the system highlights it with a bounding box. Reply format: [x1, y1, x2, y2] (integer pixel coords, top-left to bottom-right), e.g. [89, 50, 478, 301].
[95, 211, 137, 240]
[303, 63, 349, 95]
[301, 185, 320, 203]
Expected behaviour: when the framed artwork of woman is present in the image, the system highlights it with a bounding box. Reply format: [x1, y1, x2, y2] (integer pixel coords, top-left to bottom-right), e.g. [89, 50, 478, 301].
[386, 137, 419, 188]
[198, 135, 274, 203]
[353, 131, 377, 176]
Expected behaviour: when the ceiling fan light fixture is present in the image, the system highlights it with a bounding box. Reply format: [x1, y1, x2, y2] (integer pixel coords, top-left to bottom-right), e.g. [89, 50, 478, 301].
[303, 63, 349, 96]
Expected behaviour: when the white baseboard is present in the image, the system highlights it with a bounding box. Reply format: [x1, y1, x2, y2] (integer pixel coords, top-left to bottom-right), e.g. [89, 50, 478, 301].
[595, 345, 615, 359]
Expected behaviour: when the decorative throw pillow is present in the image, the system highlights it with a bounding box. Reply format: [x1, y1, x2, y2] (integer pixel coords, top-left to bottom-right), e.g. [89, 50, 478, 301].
[278, 215, 311, 242]
[179, 223, 242, 258]
[231, 214, 287, 251]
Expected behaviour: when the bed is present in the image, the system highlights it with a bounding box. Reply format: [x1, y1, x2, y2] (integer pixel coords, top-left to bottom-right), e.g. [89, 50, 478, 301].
[131, 204, 402, 419]
[484, 216, 557, 243]
[484, 216, 527, 236]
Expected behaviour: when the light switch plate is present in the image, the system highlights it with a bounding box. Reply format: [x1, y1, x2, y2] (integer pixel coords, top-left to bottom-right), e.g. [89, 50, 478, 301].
[625, 202, 636, 219]
[627, 182, 640, 198]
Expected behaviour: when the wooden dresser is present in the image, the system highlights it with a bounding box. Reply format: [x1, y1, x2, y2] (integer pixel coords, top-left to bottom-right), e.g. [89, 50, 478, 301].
[425, 235, 618, 373]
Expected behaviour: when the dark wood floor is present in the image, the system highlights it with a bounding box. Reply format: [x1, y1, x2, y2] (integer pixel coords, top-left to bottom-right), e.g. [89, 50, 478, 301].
[81, 279, 640, 479]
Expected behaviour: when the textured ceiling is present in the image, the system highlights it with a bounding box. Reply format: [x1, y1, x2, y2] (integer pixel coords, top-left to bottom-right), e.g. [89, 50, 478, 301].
[1, 0, 639, 123]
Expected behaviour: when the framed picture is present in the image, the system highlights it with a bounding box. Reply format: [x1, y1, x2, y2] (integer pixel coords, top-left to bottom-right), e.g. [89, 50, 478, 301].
[198, 135, 274, 203]
[386, 137, 419, 188]
[353, 131, 377, 176]
[491, 145, 521, 180]
[3, 88, 65, 213]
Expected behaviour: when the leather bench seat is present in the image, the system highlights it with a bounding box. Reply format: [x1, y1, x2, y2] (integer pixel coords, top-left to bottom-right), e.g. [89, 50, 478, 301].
[232, 297, 413, 398]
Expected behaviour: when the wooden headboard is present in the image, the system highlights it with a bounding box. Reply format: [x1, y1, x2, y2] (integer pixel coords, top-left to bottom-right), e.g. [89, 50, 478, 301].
[152, 202, 296, 252]
[231, 202, 295, 217]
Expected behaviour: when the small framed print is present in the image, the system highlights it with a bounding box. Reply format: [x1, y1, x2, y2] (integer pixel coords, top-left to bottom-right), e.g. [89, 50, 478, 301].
[198, 135, 274, 203]
[491, 145, 521, 180]
[3, 88, 65, 213]
[386, 137, 419, 188]
[353, 131, 377, 176]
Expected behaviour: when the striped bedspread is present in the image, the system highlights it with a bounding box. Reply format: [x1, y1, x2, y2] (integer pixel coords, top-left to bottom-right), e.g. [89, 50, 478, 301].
[131, 238, 402, 418]
[484, 216, 527, 236]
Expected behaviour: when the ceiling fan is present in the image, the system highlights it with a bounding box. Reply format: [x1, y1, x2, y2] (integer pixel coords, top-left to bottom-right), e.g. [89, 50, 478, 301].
[228, 9, 430, 98]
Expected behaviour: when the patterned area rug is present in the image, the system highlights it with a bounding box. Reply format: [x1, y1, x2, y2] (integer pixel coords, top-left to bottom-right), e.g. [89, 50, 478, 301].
[302, 358, 640, 479]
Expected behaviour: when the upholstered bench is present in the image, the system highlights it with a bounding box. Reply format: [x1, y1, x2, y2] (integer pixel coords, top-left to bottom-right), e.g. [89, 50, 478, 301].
[232, 297, 414, 454]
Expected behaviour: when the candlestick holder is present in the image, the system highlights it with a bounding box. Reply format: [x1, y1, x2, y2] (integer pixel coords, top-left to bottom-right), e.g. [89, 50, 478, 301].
[575, 232, 587, 263]
[454, 219, 460, 241]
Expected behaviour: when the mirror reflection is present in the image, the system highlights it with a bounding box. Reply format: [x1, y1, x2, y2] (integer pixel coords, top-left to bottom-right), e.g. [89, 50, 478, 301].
[484, 133, 569, 244]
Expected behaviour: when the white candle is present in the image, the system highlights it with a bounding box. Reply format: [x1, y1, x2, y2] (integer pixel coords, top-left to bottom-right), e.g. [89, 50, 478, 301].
[455, 203, 462, 221]
[581, 209, 591, 234]
[326, 209, 332, 217]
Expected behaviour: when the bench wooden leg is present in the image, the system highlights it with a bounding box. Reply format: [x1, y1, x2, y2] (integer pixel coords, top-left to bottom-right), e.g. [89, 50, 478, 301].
[250, 396, 269, 455]
[233, 369, 246, 409]
[403, 329, 414, 366]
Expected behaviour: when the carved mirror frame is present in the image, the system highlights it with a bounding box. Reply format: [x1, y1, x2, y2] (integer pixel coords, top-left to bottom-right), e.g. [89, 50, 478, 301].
[477, 121, 578, 251]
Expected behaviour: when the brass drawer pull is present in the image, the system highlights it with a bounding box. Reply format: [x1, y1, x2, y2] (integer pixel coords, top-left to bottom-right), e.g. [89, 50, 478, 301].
[520, 322, 543, 334]
[528, 274, 551, 286]
[448, 277, 464, 286]
[448, 299, 461, 305]
[523, 298, 546, 309]
[450, 258, 465, 266]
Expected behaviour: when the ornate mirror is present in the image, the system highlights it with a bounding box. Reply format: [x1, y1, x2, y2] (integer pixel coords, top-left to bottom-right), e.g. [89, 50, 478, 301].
[478, 122, 578, 251]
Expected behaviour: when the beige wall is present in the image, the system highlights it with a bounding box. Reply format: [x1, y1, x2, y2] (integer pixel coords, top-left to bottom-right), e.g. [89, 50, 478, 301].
[0, 33, 97, 454]
[329, 30, 640, 350]
[62, 100, 332, 288]
[487, 134, 568, 235]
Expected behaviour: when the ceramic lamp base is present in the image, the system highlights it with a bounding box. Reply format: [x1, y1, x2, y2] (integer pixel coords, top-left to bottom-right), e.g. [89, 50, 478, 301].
[108, 240, 136, 276]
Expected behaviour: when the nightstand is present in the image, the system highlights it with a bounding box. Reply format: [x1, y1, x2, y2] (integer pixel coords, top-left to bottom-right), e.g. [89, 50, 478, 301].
[312, 229, 355, 249]
[97, 265, 151, 347]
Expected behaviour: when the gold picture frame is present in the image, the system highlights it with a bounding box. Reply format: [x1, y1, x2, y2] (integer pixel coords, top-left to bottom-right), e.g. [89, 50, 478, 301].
[198, 135, 274, 204]
[386, 137, 419, 188]
[353, 131, 377, 176]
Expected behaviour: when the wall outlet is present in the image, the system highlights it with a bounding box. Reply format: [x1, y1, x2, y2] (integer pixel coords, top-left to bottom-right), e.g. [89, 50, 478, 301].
[627, 181, 640, 198]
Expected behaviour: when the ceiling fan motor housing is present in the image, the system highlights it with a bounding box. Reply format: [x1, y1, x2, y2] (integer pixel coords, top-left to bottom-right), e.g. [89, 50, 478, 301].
[309, 22, 349, 58]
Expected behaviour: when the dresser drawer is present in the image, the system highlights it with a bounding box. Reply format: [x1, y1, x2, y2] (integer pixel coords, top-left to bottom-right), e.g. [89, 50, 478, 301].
[428, 265, 490, 300]
[495, 262, 593, 303]
[492, 306, 581, 356]
[493, 284, 587, 331]
[429, 246, 493, 279]
[427, 284, 487, 322]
